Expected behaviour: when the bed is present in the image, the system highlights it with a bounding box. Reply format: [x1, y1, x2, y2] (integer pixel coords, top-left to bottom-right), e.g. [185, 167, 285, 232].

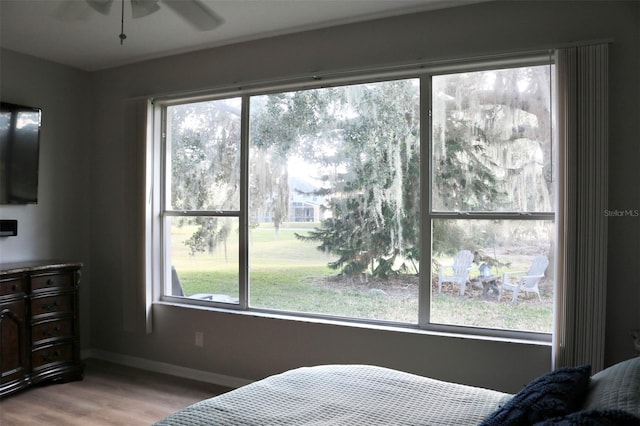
[155, 357, 640, 425]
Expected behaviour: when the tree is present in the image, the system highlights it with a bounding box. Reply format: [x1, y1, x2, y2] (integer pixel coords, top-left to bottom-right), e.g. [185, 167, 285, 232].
[431, 66, 554, 256]
[249, 91, 344, 235]
[248, 149, 289, 237]
[169, 65, 553, 277]
[295, 80, 421, 277]
[169, 100, 241, 256]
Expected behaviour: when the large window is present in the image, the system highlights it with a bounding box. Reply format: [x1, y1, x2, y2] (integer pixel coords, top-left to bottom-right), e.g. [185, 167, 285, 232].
[152, 58, 555, 338]
[163, 98, 242, 303]
[429, 66, 555, 335]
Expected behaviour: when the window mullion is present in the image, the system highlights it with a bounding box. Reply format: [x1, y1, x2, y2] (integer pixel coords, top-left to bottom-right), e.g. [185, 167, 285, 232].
[418, 74, 432, 329]
[238, 95, 250, 309]
[164, 210, 241, 217]
[159, 105, 171, 301]
[429, 212, 555, 220]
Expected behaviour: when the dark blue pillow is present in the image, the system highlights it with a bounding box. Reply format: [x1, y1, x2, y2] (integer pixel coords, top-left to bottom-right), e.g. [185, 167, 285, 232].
[534, 409, 640, 425]
[479, 364, 591, 426]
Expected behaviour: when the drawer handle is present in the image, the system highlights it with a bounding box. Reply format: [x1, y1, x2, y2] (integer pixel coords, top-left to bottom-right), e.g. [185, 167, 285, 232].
[43, 325, 62, 337]
[46, 279, 55, 286]
[42, 301, 59, 310]
[11, 284, 17, 291]
[42, 350, 61, 362]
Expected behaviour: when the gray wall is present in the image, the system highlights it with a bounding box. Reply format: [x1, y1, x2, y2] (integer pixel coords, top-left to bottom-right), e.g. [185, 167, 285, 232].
[0, 49, 93, 346]
[1, 0, 638, 394]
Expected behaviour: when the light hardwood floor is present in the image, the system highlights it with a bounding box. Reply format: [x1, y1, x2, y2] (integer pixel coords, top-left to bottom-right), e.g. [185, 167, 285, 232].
[0, 358, 232, 425]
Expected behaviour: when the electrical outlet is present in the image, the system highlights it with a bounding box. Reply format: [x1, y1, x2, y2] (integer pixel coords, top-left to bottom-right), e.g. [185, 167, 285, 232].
[195, 331, 204, 347]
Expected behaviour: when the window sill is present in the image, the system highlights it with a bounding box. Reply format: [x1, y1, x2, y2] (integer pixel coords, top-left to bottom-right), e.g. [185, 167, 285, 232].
[153, 300, 552, 346]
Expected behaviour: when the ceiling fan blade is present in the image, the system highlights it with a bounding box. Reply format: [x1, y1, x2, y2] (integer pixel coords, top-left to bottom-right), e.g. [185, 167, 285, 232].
[86, 0, 114, 15]
[162, 0, 224, 31]
[131, 0, 161, 18]
[52, 1, 94, 22]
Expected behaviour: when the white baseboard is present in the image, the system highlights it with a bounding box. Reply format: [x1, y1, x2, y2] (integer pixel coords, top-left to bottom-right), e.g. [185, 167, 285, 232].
[82, 348, 252, 389]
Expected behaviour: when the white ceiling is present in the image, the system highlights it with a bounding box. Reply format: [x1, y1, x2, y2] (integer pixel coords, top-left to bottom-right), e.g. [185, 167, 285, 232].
[0, 0, 483, 72]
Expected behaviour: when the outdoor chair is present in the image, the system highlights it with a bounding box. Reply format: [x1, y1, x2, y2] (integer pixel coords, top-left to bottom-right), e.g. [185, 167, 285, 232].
[500, 255, 549, 303]
[438, 250, 474, 296]
[171, 266, 238, 303]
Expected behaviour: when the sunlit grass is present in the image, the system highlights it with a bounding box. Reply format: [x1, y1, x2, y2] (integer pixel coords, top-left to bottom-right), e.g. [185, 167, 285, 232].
[170, 223, 553, 333]
[431, 294, 552, 333]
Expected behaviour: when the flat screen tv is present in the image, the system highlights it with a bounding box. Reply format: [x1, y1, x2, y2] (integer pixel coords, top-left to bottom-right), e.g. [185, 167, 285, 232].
[0, 102, 42, 204]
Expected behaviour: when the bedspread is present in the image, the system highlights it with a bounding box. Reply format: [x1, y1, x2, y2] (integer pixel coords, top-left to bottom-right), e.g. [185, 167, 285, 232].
[155, 364, 512, 425]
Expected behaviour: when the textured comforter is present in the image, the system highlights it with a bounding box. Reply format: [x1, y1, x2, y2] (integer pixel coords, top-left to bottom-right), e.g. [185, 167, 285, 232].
[155, 364, 512, 425]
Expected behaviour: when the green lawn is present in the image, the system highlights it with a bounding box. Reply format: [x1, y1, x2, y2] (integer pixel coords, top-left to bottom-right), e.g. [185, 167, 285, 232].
[170, 222, 552, 333]
[431, 294, 552, 332]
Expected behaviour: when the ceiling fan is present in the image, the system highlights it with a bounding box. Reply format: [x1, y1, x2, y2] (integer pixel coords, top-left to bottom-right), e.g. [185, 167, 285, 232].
[86, 0, 224, 44]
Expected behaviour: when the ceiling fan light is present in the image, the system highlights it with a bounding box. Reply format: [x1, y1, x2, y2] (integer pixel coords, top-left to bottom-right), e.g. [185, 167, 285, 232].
[86, 0, 114, 15]
[131, 0, 161, 19]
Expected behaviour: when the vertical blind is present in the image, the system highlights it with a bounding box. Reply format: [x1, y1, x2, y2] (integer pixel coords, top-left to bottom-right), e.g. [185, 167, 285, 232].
[554, 43, 609, 371]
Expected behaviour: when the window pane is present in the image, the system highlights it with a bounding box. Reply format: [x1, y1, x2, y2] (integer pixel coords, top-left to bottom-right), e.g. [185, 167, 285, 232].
[431, 218, 554, 333]
[248, 80, 420, 323]
[166, 98, 241, 211]
[432, 65, 553, 212]
[166, 216, 239, 304]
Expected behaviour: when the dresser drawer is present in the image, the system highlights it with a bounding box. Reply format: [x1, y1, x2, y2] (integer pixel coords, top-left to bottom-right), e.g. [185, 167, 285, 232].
[31, 272, 73, 292]
[31, 294, 73, 317]
[32, 318, 73, 345]
[0, 276, 26, 297]
[32, 342, 74, 370]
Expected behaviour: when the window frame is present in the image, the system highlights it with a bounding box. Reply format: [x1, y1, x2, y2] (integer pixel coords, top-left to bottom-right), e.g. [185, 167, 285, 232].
[148, 52, 557, 342]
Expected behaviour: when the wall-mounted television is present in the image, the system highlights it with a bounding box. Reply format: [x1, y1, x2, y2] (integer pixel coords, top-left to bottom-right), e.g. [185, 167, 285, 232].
[0, 102, 42, 204]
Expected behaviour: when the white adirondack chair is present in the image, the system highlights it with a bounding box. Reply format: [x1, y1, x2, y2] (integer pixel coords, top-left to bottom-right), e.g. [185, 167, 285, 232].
[438, 250, 474, 296]
[500, 255, 549, 303]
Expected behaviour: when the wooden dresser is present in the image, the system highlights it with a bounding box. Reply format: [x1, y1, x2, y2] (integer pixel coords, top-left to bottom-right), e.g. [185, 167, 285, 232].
[0, 261, 84, 398]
